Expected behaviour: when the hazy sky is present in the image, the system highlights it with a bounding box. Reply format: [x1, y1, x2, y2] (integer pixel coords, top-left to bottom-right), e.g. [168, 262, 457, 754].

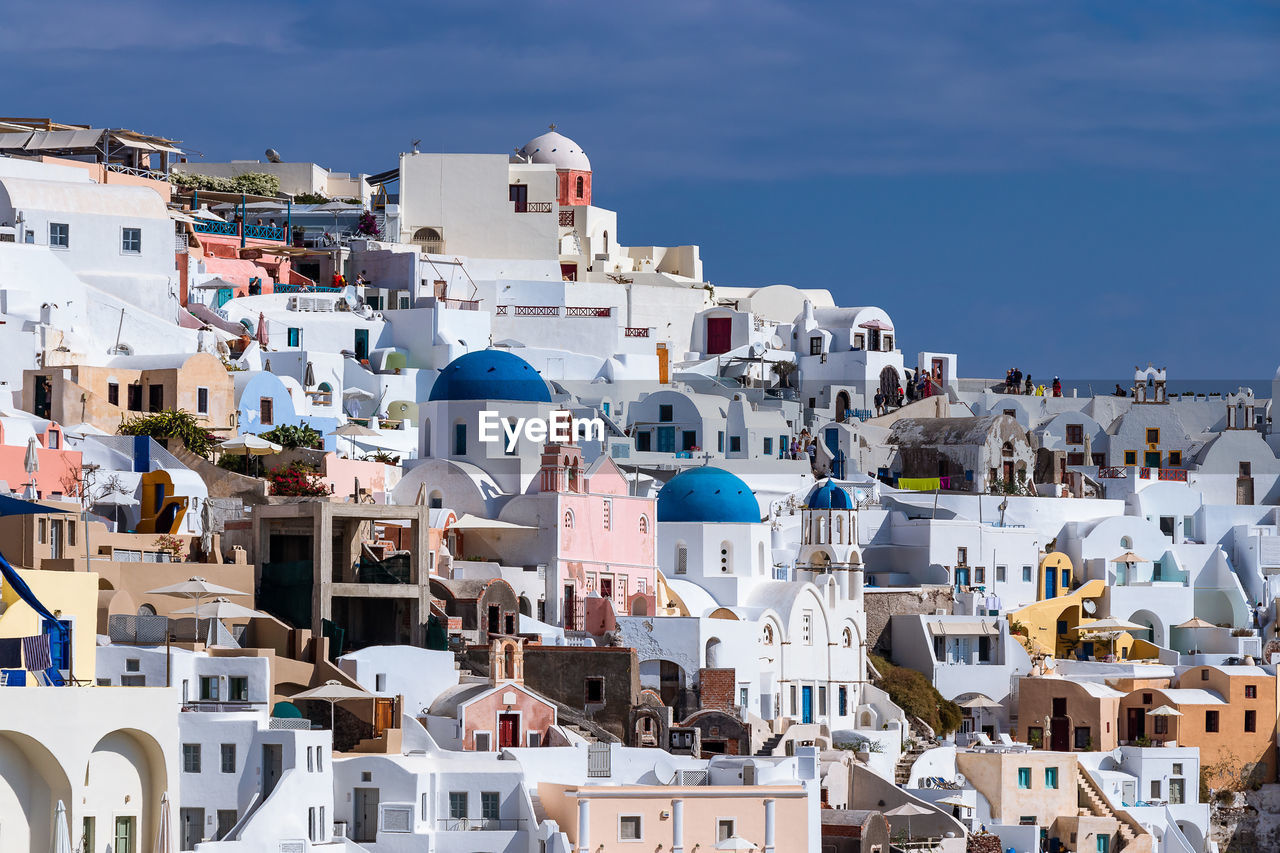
[8, 0, 1279, 378]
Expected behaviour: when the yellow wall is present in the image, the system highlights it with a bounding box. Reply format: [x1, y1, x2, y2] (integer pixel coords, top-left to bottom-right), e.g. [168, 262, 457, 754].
[0, 567, 99, 683]
[1008, 578, 1143, 660]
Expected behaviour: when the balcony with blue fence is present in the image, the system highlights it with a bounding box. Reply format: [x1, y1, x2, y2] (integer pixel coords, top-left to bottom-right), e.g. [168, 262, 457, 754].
[192, 220, 287, 242]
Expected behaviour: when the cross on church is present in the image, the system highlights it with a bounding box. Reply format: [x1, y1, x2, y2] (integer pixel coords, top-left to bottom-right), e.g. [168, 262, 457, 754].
[700, 451, 713, 466]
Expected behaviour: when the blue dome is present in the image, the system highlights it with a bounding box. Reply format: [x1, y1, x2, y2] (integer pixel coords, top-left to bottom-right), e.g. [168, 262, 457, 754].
[808, 480, 853, 510]
[428, 350, 553, 403]
[657, 467, 760, 524]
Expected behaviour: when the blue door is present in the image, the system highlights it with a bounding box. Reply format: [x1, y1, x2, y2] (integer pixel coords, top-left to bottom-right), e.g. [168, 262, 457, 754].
[825, 428, 840, 456]
[955, 568, 970, 588]
[657, 426, 675, 453]
[216, 287, 233, 308]
[1045, 567, 1057, 598]
[43, 619, 71, 671]
[801, 686, 814, 723]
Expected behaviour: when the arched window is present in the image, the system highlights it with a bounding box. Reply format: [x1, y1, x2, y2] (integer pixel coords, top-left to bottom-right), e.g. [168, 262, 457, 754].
[817, 517, 828, 544]
[576, 176, 584, 198]
[841, 627, 853, 648]
[762, 624, 774, 645]
[834, 515, 844, 544]
[603, 230, 609, 253]
[412, 227, 443, 252]
[563, 510, 574, 529]
[138, 603, 157, 617]
[1121, 536, 1132, 550]
[638, 515, 649, 535]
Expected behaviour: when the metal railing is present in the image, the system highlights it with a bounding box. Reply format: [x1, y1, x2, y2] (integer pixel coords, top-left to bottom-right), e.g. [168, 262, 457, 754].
[106, 162, 168, 180]
[565, 306, 612, 318]
[625, 327, 650, 337]
[175, 232, 189, 251]
[415, 239, 445, 254]
[437, 818, 525, 831]
[513, 305, 559, 317]
[559, 210, 575, 227]
[274, 283, 342, 294]
[243, 224, 286, 241]
[1098, 467, 1128, 479]
[182, 701, 265, 713]
[190, 220, 286, 241]
[514, 201, 553, 213]
[438, 297, 480, 311]
[193, 220, 239, 237]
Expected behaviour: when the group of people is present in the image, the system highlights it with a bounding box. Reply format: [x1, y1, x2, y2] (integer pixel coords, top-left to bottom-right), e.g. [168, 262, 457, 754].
[870, 368, 939, 417]
[1004, 368, 1064, 397]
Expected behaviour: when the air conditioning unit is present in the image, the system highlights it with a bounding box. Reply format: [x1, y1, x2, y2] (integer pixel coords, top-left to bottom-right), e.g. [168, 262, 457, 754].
[332, 821, 348, 839]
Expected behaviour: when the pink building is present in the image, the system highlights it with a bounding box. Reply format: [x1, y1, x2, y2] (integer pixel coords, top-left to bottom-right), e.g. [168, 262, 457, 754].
[426, 637, 558, 750]
[538, 443, 657, 630]
[0, 419, 81, 500]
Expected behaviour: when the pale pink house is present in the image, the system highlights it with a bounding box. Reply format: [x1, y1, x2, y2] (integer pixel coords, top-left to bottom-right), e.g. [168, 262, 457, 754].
[0, 419, 81, 500]
[426, 637, 558, 750]
[539, 443, 657, 630]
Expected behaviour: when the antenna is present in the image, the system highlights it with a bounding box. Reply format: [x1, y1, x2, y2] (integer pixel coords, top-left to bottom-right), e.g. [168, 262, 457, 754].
[411, 139, 421, 154]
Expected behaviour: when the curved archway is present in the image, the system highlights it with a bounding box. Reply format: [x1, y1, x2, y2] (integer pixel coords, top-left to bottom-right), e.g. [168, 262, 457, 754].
[879, 366, 900, 399]
[0, 732, 73, 853]
[705, 637, 724, 668]
[1128, 608, 1165, 647]
[835, 391, 850, 422]
[630, 597, 649, 616]
[84, 728, 168, 853]
[518, 595, 533, 618]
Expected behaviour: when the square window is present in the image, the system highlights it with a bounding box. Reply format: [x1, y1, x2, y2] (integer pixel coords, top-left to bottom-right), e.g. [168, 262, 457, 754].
[228, 676, 248, 702]
[635, 431, 651, 452]
[619, 815, 642, 841]
[1145, 428, 1160, 444]
[122, 227, 142, 253]
[1066, 424, 1083, 445]
[810, 337, 823, 355]
[1246, 685, 1257, 699]
[50, 222, 69, 248]
[199, 676, 219, 701]
[125, 658, 140, 672]
[183, 743, 201, 773]
[729, 436, 741, 453]
[1172, 763, 1182, 775]
[1169, 451, 1182, 466]
[585, 677, 605, 704]
[717, 820, 736, 842]
[474, 731, 491, 751]
[1124, 450, 1137, 466]
[658, 404, 674, 422]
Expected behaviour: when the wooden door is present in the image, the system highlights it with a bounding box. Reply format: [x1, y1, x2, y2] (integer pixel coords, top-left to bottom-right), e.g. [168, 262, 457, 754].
[706, 317, 732, 354]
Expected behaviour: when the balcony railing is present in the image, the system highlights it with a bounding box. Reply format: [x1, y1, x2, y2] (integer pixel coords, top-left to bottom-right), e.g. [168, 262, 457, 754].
[1098, 466, 1128, 479]
[106, 162, 168, 181]
[193, 220, 239, 237]
[625, 327, 650, 337]
[565, 306, 612, 318]
[182, 700, 265, 713]
[191, 220, 286, 242]
[559, 209, 575, 227]
[274, 283, 343, 294]
[514, 201, 553, 213]
[438, 297, 480, 311]
[415, 239, 445, 254]
[437, 819, 526, 832]
[514, 305, 560, 317]
[243, 224, 286, 241]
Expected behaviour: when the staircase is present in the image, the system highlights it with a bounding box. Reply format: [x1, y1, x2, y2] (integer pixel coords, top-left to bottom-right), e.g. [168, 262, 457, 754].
[1077, 768, 1137, 850]
[894, 739, 928, 785]
[755, 732, 785, 756]
[528, 790, 548, 824]
[560, 722, 601, 744]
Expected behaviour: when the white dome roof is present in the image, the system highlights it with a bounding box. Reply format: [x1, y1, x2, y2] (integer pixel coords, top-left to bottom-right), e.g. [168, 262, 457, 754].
[519, 129, 591, 171]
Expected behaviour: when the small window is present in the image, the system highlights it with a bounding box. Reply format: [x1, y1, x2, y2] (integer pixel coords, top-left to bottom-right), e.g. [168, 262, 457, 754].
[810, 336, 823, 355]
[228, 676, 248, 702]
[1245, 709, 1256, 732]
[1201, 669, 1209, 681]
[1066, 424, 1083, 444]
[197, 387, 210, 416]
[729, 436, 741, 453]
[717, 820, 736, 842]
[602, 499, 612, 530]
[481, 791, 500, 821]
[658, 404, 674, 422]
[220, 744, 236, 773]
[1142, 692, 1152, 704]
[199, 676, 219, 701]
[995, 565, 1006, 582]
[259, 397, 273, 426]
[957, 547, 968, 565]
[1124, 450, 1138, 466]
[107, 382, 120, 406]
[975, 566, 985, 583]
[1240, 461, 1253, 477]
[619, 815, 642, 841]
[585, 677, 605, 704]
[121, 227, 142, 254]
[635, 431, 651, 452]
[676, 544, 688, 574]
[1172, 763, 1183, 775]
[1168, 450, 1182, 466]
[1246, 684, 1258, 699]
[454, 422, 467, 455]
[1017, 767, 1031, 789]
[1205, 710, 1219, 733]
[475, 731, 491, 751]
[49, 222, 69, 248]
[287, 327, 300, 347]
[576, 175, 585, 198]
[638, 516, 648, 535]
[763, 437, 773, 455]
[1022, 565, 1032, 582]
[1146, 428, 1160, 444]
[183, 743, 201, 773]
[1045, 767, 1059, 789]
[449, 792, 468, 819]
[563, 510, 574, 529]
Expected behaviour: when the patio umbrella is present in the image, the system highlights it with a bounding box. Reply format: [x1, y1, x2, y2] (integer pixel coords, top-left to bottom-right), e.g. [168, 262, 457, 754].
[154, 792, 172, 853]
[1079, 616, 1147, 632]
[173, 597, 264, 620]
[957, 695, 1002, 739]
[189, 206, 225, 222]
[1147, 704, 1182, 717]
[291, 679, 369, 731]
[23, 436, 39, 499]
[858, 319, 894, 331]
[147, 577, 250, 641]
[884, 802, 933, 840]
[53, 800, 72, 853]
[1113, 551, 1147, 564]
[330, 422, 380, 458]
[304, 361, 316, 387]
[1175, 617, 1217, 630]
[256, 312, 269, 349]
[92, 491, 139, 531]
[219, 434, 282, 476]
[715, 837, 756, 851]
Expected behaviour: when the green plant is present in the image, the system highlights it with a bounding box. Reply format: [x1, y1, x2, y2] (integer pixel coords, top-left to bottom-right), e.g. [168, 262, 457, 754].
[170, 170, 281, 196]
[119, 409, 217, 457]
[1134, 735, 1152, 747]
[362, 450, 401, 465]
[870, 654, 963, 736]
[292, 191, 330, 204]
[266, 462, 329, 497]
[1028, 728, 1044, 747]
[261, 423, 324, 450]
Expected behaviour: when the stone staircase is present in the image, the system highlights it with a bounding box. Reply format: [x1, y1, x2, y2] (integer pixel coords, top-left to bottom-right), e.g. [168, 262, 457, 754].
[755, 732, 785, 756]
[894, 717, 936, 786]
[528, 790, 548, 823]
[1077, 768, 1137, 850]
[560, 722, 601, 744]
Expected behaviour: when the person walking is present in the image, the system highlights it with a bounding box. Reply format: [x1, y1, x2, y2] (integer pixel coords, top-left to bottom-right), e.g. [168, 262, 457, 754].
[1024, 374, 1034, 396]
[1052, 377, 1062, 397]
[874, 390, 884, 417]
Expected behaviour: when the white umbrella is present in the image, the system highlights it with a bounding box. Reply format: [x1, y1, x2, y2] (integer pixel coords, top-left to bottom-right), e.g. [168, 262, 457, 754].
[92, 491, 139, 531]
[173, 597, 264, 620]
[1077, 616, 1147, 632]
[24, 436, 39, 476]
[715, 837, 756, 851]
[147, 577, 250, 642]
[154, 792, 172, 853]
[219, 434, 282, 477]
[292, 679, 370, 731]
[53, 799, 71, 853]
[1147, 704, 1182, 717]
[884, 802, 933, 840]
[190, 206, 226, 222]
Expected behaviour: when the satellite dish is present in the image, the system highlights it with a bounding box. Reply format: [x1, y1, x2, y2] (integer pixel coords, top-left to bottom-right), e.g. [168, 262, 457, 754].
[265, 148, 282, 163]
[652, 752, 676, 785]
[1083, 600, 1098, 615]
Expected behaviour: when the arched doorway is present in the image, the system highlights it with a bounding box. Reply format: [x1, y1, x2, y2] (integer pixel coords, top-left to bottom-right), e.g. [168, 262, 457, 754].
[879, 366, 900, 401]
[412, 227, 443, 253]
[1129, 608, 1164, 648]
[705, 637, 723, 668]
[0, 733, 73, 853]
[835, 391, 850, 422]
[518, 596, 532, 617]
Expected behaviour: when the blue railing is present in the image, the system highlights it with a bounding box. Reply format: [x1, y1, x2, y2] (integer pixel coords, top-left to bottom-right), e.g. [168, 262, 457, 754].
[274, 284, 342, 294]
[243, 224, 286, 241]
[190, 220, 286, 241]
[192, 220, 239, 236]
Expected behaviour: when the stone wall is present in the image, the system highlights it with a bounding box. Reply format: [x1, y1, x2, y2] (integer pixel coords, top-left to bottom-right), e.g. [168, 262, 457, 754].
[863, 585, 954, 656]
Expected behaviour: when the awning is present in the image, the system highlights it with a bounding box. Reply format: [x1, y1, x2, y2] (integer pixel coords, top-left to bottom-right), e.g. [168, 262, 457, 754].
[450, 514, 536, 531]
[928, 620, 1000, 636]
[112, 134, 181, 154]
[858, 319, 893, 331]
[0, 132, 32, 149]
[25, 129, 105, 150]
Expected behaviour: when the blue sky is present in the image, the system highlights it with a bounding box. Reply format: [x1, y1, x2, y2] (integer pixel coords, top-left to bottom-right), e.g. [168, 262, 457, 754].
[7, 0, 1279, 378]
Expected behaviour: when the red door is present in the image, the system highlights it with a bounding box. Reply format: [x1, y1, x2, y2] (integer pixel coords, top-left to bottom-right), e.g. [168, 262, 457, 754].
[499, 713, 519, 748]
[706, 317, 732, 354]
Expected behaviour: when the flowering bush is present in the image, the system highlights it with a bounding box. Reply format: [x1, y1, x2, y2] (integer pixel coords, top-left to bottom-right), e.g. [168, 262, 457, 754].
[355, 211, 381, 239]
[154, 534, 186, 562]
[267, 462, 330, 497]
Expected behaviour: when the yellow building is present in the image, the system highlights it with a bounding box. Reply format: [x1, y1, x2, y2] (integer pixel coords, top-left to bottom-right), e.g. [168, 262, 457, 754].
[0, 564, 99, 684]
